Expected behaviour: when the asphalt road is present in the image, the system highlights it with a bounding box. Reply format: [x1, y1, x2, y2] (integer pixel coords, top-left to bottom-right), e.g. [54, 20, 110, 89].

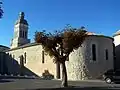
[0, 79, 120, 90]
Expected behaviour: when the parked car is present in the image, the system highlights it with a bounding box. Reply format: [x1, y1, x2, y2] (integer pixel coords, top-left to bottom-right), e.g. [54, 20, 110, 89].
[103, 69, 120, 84]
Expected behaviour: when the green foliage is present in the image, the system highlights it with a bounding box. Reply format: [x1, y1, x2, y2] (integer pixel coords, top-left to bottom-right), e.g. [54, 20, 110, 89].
[42, 70, 54, 80]
[34, 26, 88, 62]
[0, 2, 3, 18]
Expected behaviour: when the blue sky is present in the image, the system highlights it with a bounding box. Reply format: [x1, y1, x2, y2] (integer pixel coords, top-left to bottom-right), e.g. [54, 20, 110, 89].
[0, 0, 120, 47]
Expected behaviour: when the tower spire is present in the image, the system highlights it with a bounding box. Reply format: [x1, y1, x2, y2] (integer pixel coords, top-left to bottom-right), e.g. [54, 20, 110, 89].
[11, 12, 30, 49]
[19, 12, 24, 19]
[15, 12, 28, 25]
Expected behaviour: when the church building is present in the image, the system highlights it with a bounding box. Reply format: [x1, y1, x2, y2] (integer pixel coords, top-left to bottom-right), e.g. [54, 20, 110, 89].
[0, 12, 115, 80]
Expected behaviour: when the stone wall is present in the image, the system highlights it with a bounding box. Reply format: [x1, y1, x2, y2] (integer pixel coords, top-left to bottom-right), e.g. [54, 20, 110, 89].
[66, 35, 114, 80]
[6, 43, 56, 78]
[6, 35, 114, 80]
[0, 45, 10, 74]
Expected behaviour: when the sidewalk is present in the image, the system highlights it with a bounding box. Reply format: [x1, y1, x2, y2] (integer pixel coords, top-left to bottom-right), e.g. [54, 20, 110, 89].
[0, 74, 38, 79]
[53, 79, 104, 82]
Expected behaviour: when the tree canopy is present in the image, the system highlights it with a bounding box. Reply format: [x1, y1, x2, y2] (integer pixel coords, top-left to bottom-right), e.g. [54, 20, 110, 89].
[35, 26, 87, 63]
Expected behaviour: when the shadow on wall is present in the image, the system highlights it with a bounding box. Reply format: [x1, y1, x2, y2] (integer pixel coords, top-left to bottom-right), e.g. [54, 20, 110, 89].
[115, 44, 120, 69]
[0, 52, 39, 78]
[0, 52, 54, 80]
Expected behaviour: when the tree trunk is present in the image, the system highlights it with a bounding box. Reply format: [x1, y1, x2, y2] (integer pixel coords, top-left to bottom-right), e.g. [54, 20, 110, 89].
[56, 62, 60, 79]
[61, 61, 68, 87]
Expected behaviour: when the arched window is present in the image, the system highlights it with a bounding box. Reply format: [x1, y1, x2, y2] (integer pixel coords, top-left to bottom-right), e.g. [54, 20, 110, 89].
[20, 31, 22, 37]
[92, 44, 96, 61]
[23, 31, 24, 38]
[42, 51, 44, 63]
[19, 55, 24, 66]
[25, 31, 27, 38]
[105, 49, 108, 60]
[12, 55, 15, 64]
[13, 55, 15, 59]
[24, 52, 26, 63]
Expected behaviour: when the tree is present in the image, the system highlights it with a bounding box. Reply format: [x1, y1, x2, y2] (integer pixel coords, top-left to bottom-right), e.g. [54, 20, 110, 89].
[0, 1, 3, 18]
[34, 26, 88, 87]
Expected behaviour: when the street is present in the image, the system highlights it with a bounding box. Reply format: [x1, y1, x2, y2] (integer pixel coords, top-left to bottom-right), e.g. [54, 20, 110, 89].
[0, 79, 120, 90]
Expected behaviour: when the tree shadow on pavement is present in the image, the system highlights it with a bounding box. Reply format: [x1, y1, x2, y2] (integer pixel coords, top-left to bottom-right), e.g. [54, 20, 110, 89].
[27, 86, 120, 90]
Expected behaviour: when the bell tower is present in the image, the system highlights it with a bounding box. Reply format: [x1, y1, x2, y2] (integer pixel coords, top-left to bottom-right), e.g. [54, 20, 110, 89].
[11, 12, 30, 48]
